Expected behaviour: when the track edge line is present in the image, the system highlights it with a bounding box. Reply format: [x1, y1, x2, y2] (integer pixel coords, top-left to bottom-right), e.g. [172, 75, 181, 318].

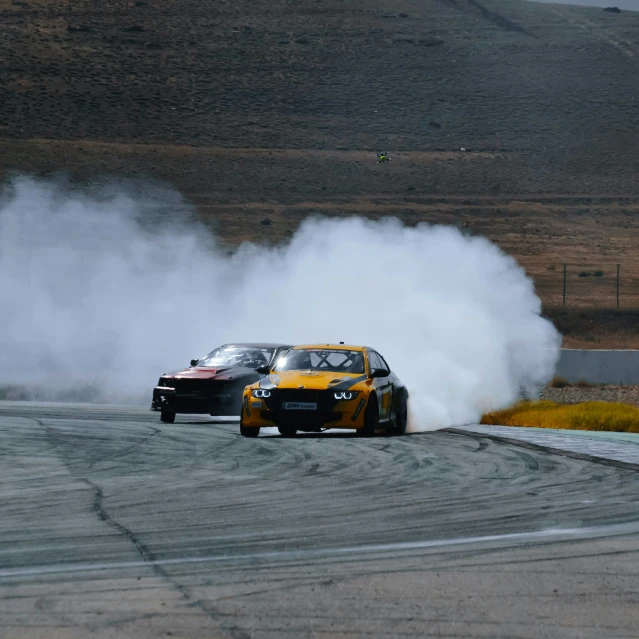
[443, 427, 639, 472]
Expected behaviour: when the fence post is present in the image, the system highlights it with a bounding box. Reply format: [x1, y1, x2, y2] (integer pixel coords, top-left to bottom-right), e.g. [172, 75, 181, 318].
[617, 264, 620, 308]
[563, 263, 567, 307]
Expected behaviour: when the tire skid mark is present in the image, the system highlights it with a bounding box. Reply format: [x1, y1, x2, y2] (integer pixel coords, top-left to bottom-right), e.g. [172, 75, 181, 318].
[30, 415, 249, 639]
[446, 427, 639, 473]
[84, 477, 242, 636]
[88, 426, 161, 469]
[5, 404, 639, 637]
[473, 440, 489, 453]
[509, 448, 541, 472]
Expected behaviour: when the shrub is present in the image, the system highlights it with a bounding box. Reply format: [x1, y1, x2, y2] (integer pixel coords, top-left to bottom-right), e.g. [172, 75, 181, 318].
[549, 376, 572, 388]
[481, 401, 639, 433]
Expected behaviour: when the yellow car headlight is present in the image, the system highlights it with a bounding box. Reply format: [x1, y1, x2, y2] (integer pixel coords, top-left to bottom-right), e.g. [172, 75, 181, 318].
[252, 389, 271, 398]
[334, 391, 358, 400]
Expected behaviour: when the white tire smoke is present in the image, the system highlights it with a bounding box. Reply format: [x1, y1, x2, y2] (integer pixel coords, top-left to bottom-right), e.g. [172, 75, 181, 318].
[0, 177, 560, 429]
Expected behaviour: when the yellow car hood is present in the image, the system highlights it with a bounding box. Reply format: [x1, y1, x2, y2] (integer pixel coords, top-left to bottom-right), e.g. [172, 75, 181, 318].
[267, 370, 367, 390]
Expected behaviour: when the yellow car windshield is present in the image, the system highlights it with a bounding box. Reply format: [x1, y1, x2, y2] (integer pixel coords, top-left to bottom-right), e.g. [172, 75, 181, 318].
[274, 349, 365, 374]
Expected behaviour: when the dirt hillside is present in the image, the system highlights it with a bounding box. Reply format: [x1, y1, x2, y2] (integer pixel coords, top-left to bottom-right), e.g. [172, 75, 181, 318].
[1, 0, 638, 338]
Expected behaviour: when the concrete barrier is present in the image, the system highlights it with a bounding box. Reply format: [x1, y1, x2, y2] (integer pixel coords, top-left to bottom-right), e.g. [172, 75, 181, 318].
[556, 349, 639, 385]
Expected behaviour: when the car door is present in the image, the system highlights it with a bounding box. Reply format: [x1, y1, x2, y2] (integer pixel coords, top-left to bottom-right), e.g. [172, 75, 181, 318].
[369, 350, 393, 420]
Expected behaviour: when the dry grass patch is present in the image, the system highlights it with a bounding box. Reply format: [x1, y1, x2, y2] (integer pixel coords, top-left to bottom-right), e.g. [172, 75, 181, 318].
[481, 400, 639, 433]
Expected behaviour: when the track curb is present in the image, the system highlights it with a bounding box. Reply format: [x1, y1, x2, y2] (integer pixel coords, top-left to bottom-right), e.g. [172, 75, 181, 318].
[444, 427, 639, 472]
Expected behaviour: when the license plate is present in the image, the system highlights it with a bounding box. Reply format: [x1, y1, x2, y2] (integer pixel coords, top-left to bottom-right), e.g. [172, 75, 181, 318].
[282, 402, 317, 410]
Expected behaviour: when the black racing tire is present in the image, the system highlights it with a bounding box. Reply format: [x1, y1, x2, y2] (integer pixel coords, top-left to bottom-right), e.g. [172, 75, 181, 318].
[239, 405, 260, 437]
[160, 411, 175, 424]
[392, 391, 409, 436]
[358, 395, 379, 437]
[278, 426, 298, 437]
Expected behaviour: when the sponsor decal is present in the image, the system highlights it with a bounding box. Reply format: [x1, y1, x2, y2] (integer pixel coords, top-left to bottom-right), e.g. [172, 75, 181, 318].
[282, 402, 317, 411]
[351, 398, 366, 421]
[243, 395, 251, 417]
[251, 400, 263, 408]
[331, 374, 369, 392]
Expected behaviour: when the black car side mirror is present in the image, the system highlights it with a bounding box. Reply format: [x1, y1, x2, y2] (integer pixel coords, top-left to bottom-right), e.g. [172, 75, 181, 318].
[371, 368, 390, 378]
[190, 359, 199, 367]
[256, 365, 271, 375]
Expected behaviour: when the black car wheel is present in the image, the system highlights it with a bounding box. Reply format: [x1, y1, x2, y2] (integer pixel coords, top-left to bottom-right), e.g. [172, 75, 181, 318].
[278, 426, 297, 437]
[160, 411, 175, 424]
[392, 391, 408, 435]
[358, 395, 379, 437]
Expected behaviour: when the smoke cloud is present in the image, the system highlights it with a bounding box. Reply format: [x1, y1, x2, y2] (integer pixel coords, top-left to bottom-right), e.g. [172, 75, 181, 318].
[0, 176, 560, 430]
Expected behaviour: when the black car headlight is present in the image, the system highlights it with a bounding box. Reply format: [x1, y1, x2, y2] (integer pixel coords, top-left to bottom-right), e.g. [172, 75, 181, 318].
[156, 377, 175, 392]
[334, 391, 358, 400]
[252, 389, 272, 398]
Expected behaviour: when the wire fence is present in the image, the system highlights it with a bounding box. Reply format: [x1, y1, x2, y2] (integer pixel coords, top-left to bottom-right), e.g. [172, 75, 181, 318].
[523, 262, 639, 309]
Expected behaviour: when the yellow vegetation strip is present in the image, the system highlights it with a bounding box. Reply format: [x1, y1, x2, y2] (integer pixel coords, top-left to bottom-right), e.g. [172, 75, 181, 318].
[481, 401, 639, 434]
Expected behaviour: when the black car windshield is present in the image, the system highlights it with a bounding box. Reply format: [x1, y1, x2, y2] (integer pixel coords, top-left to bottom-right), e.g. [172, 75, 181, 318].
[196, 346, 274, 369]
[274, 349, 365, 374]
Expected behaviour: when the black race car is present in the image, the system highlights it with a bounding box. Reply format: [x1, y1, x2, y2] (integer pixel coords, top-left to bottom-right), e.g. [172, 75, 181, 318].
[151, 343, 291, 423]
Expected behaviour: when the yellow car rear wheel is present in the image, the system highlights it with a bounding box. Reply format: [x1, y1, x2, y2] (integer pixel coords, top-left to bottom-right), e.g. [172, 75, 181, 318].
[392, 391, 408, 435]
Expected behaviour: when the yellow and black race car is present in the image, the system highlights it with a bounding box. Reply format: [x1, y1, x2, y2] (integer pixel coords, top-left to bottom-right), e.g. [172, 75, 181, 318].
[239, 344, 409, 437]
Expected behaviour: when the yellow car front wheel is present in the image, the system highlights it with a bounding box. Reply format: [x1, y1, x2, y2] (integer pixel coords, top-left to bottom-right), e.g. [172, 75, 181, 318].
[357, 396, 379, 437]
[239, 405, 260, 438]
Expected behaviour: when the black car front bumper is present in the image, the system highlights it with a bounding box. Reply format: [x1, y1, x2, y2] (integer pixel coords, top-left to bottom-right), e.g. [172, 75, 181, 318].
[151, 380, 245, 416]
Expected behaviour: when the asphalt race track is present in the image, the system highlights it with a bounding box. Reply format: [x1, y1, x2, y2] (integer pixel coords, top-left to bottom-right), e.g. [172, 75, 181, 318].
[2, 403, 639, 638]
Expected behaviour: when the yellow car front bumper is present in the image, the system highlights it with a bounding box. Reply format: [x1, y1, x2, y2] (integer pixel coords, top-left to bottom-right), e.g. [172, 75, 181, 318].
[241, 393, 370, 431]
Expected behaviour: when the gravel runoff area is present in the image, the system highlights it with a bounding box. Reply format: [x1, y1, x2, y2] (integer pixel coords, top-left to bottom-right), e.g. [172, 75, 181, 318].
[541, 386, 639, 407]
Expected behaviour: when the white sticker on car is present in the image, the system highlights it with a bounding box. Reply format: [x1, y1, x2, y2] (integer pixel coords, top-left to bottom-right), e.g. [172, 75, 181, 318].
[282, 402, 317, 410]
